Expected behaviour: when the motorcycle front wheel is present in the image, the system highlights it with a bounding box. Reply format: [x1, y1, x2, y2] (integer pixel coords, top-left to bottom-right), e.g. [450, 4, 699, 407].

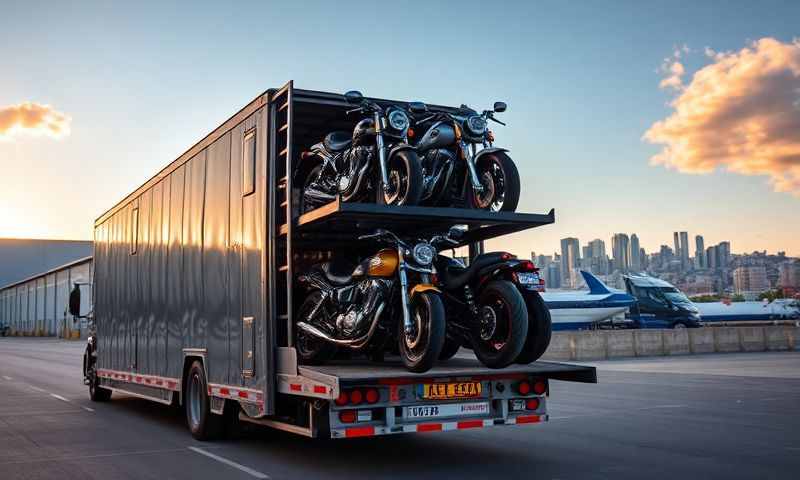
[468, 152, 520, 212]
[295, 291, 338, 365]
[471, 280, 528, 368]
[398, 292, 445, 372]
[377, 150, 423, 206]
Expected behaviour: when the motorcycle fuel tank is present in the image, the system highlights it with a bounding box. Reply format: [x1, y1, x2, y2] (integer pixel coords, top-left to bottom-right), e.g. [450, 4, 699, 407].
[416, 121, 456, 151]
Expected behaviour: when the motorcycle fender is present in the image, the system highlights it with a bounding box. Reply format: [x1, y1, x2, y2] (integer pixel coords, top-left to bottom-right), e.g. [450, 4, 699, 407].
[473, 147, 509, 164]
[408, 284, 441, 300]
[388, 143, 416, 159]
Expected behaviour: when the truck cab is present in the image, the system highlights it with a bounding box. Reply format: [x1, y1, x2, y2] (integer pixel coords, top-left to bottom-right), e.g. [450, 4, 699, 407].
[623, 274, 701, 329]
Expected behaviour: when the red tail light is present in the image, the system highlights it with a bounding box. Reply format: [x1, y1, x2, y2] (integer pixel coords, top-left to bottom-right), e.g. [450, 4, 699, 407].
[335, 391, 349, 406]
[339, 410, 356, 423]
[517, 381, 531, 395]
[526, 398, 540, 410]
[349, 389, 363, 405]
[533, 380, 547, 395]
[407, 128, 415, 138]
[365, 388, 379, 404]
[520, 260, 536, 271]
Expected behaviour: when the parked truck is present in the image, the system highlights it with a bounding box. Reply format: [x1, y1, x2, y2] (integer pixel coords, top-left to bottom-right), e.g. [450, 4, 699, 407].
[77, 82, 596, 440]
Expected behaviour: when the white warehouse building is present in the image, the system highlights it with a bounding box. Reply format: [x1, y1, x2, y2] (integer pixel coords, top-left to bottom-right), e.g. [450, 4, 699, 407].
[0, 256, 93, 337]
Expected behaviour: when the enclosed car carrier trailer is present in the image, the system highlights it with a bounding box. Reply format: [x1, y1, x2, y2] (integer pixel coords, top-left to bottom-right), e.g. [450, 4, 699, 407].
[85, 81, 596, 439]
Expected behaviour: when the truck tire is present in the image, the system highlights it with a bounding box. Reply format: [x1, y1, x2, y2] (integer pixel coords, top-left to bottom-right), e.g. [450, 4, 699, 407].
[86, 346, 111, 402]
[515, 290, 552, 364]
[471, 280, 528, 368]
[399, 292, 446, 372]
[185, 361, 223, 441]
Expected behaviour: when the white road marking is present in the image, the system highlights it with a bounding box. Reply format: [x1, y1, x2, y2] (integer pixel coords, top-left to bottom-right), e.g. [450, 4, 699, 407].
[29, 385, 46, 392]
[2, 375, 12, 380]
[188, 446, 271, 479]
[50, 393, 70, 403]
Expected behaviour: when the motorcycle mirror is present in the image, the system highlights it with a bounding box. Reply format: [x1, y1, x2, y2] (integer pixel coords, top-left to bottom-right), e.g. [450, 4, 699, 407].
[447, 225, 467, 241]
[493, 101, 507, 113]
[344, 90, 364, 104]
[69, 284, 81, 317]
[408, 102, 427, 114]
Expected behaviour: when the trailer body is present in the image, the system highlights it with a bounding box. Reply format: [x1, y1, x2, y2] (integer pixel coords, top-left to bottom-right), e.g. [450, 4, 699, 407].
[91, 81, 596, 438]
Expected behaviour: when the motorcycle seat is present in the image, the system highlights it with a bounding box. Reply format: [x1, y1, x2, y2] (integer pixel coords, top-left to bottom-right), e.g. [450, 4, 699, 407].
[438, 252, 508, 290]
[320, 258, 356, 286]
[323, 131, 352, 152]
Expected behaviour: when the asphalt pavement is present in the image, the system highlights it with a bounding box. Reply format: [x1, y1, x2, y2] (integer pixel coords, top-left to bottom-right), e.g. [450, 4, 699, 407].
[1, 337, 798, 479]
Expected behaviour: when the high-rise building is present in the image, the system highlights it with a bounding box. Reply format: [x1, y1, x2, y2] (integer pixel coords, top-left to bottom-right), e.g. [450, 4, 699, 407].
[718, 241, 731, 269]
[560, 237, 580, 288]
[679, 231, 689, 269]
[733, 266, 769, 296]
[546, 262, 561, 289]
[778, 261, 800, 288]
[611, 233, 630, 273]
[694, 235, 705, 269]
[630, 234, 640, 270]
[673, 232, 681, 258]
[584, 239, 609, 275]
[639, 247, 648, 270]
[706, 245, 718, 270]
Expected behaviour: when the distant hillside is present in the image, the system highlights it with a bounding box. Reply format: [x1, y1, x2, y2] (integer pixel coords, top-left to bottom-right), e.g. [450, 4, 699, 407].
[0, 239, 92, 288]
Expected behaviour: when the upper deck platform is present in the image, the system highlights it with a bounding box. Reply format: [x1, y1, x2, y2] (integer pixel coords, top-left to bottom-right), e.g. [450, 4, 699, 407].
[284, 199, 555, 247]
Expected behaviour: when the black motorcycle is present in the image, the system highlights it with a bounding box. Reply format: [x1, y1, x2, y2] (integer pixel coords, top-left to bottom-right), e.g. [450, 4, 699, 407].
[410, 102, 520, 212]
[431, 227, 550, 368]
[295, 229, 445, 372]
[296, 91, 427, 213]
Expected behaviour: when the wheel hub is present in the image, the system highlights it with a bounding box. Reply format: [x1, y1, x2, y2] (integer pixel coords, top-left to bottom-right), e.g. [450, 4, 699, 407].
[479, 305, 497, 341]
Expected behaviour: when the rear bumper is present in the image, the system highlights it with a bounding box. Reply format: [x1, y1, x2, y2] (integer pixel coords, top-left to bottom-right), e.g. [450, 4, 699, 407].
[332, 413, 547, 438]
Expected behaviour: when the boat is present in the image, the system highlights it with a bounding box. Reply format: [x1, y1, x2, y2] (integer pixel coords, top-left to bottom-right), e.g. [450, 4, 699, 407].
[542, 271, 637, 330]
[696, 299, 800, 322]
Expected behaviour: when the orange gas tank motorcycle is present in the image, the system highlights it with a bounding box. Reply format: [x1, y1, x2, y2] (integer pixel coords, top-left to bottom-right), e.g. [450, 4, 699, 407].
[295, 229, 445, 373]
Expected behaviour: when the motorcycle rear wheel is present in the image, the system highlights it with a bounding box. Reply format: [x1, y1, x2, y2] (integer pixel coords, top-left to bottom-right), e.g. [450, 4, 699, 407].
[514, 290, 552, 364]
[471, 280, 528, 368]
[295, 291, 338, 365]
[398, 292, 445, 372]
[377, 150, 423, 206]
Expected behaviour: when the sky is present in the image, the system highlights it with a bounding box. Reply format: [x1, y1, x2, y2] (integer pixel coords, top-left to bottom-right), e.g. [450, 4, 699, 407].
[1, 0, 798, 257]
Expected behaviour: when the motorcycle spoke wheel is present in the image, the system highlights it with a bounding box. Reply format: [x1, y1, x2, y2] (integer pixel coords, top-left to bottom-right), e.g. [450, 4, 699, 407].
[384, 168, 408, 205]
[474, 164, 505, 211]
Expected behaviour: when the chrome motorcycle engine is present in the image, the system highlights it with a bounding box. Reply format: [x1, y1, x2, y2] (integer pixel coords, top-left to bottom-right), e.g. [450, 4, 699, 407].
[335, 279, 385, 338]
[337, 146, 372, 197]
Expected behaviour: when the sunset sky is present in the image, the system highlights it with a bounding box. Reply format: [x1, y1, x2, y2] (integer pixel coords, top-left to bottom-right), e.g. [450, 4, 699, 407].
[1, 1, 798, 256]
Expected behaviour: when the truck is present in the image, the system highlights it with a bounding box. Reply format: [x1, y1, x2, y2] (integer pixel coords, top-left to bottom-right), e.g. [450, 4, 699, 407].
[77, 81, 596, 440]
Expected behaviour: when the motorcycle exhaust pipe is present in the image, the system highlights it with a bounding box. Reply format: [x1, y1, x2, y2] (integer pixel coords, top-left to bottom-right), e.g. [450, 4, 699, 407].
[297, 303, 385, 348]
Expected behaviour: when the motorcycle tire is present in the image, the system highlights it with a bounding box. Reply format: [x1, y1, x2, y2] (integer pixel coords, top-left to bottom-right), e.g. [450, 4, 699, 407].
[514, 290, 553, 364]
[295, 291, 338, 365]
[468, 152, 520, 212]
[376, 150, 423, 206]
[398, 292, 446, 373]
[471, 280, 528, 369]
[297, 161, 324, 215]
[438, 335, 462, 361]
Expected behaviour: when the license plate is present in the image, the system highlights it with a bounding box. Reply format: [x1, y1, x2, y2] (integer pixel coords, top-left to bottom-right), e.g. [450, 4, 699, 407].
[405, 402, 490, 420]
[420, 382, 482, 399]
[517, 272, 540, 285]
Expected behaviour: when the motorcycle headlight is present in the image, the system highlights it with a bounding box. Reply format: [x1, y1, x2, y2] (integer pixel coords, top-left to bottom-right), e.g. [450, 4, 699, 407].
[387, 110, 410, 132]
[412, 243, 435, 266]
[465, 115, 487, 136]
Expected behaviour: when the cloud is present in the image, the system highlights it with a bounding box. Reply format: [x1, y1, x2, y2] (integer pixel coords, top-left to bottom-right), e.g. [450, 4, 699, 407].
[644, 38, 800, 196]
[658, 46, 689, 91]
[0, 102, 71, 139]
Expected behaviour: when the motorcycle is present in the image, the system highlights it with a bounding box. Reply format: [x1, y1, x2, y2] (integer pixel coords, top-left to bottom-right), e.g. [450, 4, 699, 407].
[296, 90, 427, 213]
[295, 229, 445, 372]
[431, 227, 550, 368]
[410, 101, 520, 212]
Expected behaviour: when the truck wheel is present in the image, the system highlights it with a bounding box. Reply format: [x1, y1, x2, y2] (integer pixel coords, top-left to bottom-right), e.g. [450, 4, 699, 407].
[471, 281, 528, 368]
[515, 290, 552, 364]
[86, 346, 111, 402]
[399, 292, 445, 372]
[185, 361, 223, 441]
[295, 291, 338, 365]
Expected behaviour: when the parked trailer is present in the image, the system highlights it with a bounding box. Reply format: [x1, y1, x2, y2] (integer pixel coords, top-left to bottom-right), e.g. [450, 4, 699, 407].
[83, 81, 596, 439]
